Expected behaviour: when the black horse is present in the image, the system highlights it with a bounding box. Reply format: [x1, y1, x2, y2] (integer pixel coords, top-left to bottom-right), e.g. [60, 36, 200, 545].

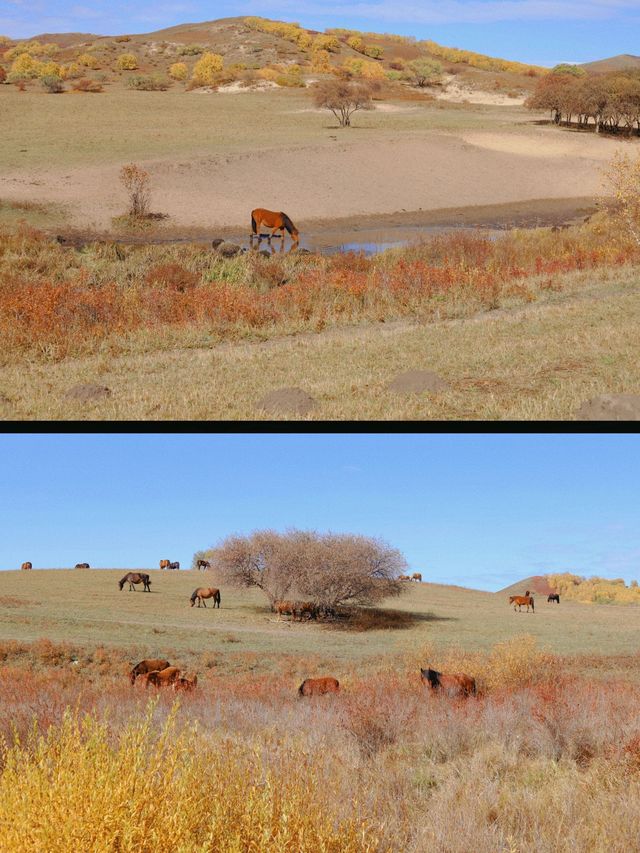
[547, 593, 560, 603]
[119, 572, 152, 592]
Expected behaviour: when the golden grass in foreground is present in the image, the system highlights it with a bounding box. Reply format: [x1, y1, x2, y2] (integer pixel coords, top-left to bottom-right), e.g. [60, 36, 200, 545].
[1, 264, 638, 420]
[3, 637, 640, 852]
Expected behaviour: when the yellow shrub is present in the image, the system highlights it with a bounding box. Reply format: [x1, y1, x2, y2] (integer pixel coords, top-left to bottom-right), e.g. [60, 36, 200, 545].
[256, 66, 279, 82]
[191, 52, 223, 86]
[10, 53, 40, 78]
[77, 52, 99, 69]
[168, 61, 188, 80]
[547, 572, 640, 604]
[59, 62, 82, 79]
[313, 34, 340, 53]
[0, 706, 381, 853]
[343, 57, 386, 79]
[36, 61, 61, 79]
[116, 53, 138, 71]
[311, 49, 332, 73]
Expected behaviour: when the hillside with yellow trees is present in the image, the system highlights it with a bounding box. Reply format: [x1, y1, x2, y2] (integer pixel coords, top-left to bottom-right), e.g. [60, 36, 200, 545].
[547, 573, 640, 604]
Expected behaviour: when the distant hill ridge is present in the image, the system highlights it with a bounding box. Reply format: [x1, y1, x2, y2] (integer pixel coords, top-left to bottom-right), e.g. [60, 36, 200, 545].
[580, 54, 640, 73]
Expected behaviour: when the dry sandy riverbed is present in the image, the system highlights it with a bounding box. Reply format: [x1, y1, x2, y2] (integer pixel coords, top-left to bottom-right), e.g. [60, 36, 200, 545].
[0, 117, 628, 233]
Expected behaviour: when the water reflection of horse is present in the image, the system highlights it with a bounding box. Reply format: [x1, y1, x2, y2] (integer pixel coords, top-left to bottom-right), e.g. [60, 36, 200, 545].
[250, 208, 299, 246]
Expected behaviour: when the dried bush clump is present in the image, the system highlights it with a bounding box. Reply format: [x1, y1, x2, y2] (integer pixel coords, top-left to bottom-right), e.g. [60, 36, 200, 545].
[119, 163, 151, 219]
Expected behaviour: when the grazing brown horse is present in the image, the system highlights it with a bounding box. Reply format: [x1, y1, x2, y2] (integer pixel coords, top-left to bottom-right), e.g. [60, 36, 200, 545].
[173, 675, 198, 692]
[143, 666, 181, 687]
[159, 559, 170, 570]
[420, 668, 477, 698]
[250, 208, 299, 246]
[190, 587, 221, 608]
[168, 561, 180, 571]
[130, 658, 171, 684]
[298, 677, 340, 697]
[411, 573, 423, 582]
[197, 559, 211, 571]
[75, 563, 90, 569]
[548, 593, 560, 604]
[119, 572, 152, 592]
[21, 561, 32, 571]
[509, 592, 535, 612]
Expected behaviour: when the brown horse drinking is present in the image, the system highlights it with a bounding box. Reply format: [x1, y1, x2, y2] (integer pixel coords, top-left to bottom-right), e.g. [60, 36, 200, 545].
[298, 677, 340, 697]
[143, 666, 182, 687]
[190, 587, 221, 608]
[420, 668, 477, 698]
[119, 572, 152, 592]
[250, 208, 299, 246]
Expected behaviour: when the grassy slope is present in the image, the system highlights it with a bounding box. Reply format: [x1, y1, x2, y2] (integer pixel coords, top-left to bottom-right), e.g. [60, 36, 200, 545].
[0, 86, 503, 174]
[2, 569, 640, 667]
[1, 265, 638, 421]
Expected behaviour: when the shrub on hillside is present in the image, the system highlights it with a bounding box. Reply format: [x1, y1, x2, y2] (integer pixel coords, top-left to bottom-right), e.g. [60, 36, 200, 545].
[116, 53, 138, 71]
[77, 53, 99, 69]
[0, 66, 5, 83]
[72, 78, 103, 93]
[191, 52, 223, 86]
[312, 78, 374, 125]
[127, 74, 169, 91]
[177, 44, 204, 56]
[41, 75, 64, 93]
[169, 62, 188, 81]
[406, 58, 443, 87]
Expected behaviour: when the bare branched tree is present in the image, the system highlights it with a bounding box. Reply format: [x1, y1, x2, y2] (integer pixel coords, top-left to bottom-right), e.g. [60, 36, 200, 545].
[208, 529, 407, 610]
[311, 79, 374, 127]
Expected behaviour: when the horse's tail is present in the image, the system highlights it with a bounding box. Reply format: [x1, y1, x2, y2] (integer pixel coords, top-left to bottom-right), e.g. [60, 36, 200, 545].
[531, 597, 535, 612]
[298, 681, 306, 697]
[190, 589, 198, 606]
[251, 211, 258, 235]
[215, 590, 221, 606]
[280, 212, 298, 239]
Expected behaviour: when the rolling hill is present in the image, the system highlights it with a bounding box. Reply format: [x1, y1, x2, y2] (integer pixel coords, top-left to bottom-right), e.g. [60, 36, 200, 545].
[580, 53, 640, 73]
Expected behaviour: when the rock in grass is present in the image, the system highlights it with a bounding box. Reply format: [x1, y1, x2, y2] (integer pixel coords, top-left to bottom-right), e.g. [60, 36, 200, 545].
[216, 241, 243, 258]
[258, 387, 317, 416]
[576, 394, 640, 421]
[64, 384, 112, 402]
[387, 370, 450, 395]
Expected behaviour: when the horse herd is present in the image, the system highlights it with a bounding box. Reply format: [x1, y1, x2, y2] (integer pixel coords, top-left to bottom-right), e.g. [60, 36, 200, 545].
[508, 590, 561, 612]
[128, 661, 478, 700]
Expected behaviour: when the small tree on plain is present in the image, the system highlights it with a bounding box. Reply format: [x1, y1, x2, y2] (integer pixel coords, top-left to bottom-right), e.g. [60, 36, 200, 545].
[406, 58, 443, 87]
[312, 79, 374, 127]
[209, 528, 407, 610]
[119, 163, 151, 218]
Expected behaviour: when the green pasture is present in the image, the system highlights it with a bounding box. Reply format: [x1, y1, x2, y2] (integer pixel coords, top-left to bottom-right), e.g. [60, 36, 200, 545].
[1, 570, 639, 669]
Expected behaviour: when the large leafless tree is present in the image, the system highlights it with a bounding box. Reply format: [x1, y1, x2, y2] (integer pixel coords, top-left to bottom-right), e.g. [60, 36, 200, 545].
[207, 529, 407, 610]
[311, 79, 374, 127]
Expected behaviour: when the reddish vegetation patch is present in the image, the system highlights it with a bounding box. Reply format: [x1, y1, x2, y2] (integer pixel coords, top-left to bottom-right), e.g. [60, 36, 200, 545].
[529, 575, 557, 595]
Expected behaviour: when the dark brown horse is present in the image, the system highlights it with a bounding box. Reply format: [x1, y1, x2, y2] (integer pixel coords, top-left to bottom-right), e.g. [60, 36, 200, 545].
[250, 208, 299, 246]
[548, 593, 560, 604]
[509, 593, 535, 612]
[21, 561, 32, 570]
[420, 668, 477, 697]
[196, 559, 211, 571]
[119, 572, 152, 592]
[75, 562, 90, 569]
[190, 587, 221, 608]
[159, 559, 170, 570]
[298, 677, 340, 697]
[130, 658, 171, 684]
[168, 561, 180, 571]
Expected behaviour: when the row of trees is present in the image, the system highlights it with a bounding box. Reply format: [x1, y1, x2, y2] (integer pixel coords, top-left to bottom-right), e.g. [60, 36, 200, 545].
[546, 573, 640, 604]
[526, 69, 640, 135]
[195, 529, 409, 612]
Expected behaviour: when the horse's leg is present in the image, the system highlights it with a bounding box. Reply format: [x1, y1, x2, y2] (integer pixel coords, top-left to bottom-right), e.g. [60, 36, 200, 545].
[202, 598, 207, 607]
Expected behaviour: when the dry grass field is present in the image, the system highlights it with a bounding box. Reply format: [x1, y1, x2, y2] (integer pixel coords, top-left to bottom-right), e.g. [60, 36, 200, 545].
[3, 568, 640, 851]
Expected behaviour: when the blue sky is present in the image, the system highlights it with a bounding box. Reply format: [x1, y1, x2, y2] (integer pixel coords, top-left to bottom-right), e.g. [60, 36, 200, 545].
[2, 1, 638, 65]
[1, 434, 638, 591]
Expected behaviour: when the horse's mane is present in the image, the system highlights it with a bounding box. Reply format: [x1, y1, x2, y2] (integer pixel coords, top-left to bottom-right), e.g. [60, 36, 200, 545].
[280, 212, 298, 236]
[421, 668, 441, 688]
